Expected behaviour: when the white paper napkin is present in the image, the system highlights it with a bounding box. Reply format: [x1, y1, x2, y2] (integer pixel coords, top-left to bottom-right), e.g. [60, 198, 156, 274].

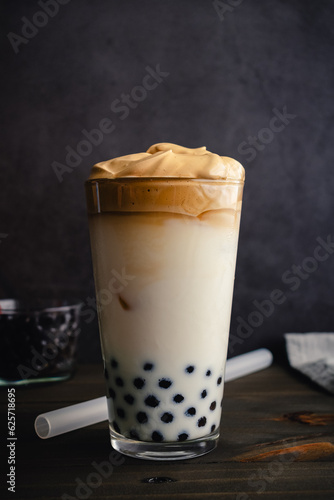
[285, 333, 334, 394]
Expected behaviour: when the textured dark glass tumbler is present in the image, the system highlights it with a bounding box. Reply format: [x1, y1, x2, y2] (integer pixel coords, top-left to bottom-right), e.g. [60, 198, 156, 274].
[0, 299, 82, 386]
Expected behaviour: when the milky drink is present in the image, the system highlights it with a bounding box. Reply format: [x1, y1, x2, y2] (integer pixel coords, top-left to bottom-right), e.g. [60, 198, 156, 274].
[85, 143, 244, 458]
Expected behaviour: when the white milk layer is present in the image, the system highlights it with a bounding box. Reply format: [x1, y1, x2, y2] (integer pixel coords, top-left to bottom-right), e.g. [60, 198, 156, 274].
[89, 209, 241, 442]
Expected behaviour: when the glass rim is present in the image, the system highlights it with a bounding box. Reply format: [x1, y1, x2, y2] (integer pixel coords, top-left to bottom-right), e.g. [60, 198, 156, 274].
[85, 177, 244, 186]
[0, 298, 83, 315]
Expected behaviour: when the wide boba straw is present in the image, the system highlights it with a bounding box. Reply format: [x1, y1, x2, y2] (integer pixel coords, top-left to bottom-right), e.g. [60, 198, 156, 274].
[35, 349, 273, 439]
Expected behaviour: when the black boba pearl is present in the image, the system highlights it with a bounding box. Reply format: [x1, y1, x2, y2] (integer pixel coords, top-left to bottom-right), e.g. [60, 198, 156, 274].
[133, 377, 145, 389]
[161, 412, 174, 423]
[130, 429, 140, 440]
[206, 369, 211, 377]
[136, 411, 148, 424]
[104, 368, 109, 379]
[124, 394, 135, 405]
[173, 394, 184, 403]
[185, 365, 195, 374]
[116, 408, 125, 419]
[108, 387, 116, 399]
[201, 390, 207, 399]
[217, 376, 222, 386]
[111, 358, 118, 369]
[113, 421, 121, 433]
[159, 378, 172, 389]
[210, 401, 217, 411]
[178, 433, 189, 442]
[198, 416, 207, 427]
[115, 376, 124, 387]
[185, 407, 196, 417]
[143, 362, 154, 371]
[211, 424, 216, 432]
[152, 431, 164, 442]
[145, 395, 160, 408]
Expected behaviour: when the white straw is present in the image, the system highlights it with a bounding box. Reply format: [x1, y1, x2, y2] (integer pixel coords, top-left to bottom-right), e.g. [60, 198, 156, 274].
[225, 348, 273, 382]
[35, 348, 273, 439]
[35, 396, 108, 439]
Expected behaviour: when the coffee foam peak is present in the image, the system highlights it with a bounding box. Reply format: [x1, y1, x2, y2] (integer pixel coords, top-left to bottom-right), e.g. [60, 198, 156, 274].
[89, 143, 245, 181]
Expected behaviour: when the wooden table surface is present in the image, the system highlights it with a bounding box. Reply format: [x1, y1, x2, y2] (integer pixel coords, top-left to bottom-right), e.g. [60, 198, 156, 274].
[1, 363, 334, 500]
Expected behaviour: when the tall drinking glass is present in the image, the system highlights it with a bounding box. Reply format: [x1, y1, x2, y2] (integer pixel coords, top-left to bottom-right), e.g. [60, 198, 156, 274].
[85, 176, 243, 460]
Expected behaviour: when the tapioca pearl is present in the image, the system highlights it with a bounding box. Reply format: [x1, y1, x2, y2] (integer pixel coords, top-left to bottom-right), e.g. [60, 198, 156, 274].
[173, 394, 184, 403]
[144, 395, 160, 408]
[136, 411, 148, 424]
[110, 358, 118, 369]
[116, 408, 126, 419]
[124, 394, 135, 405]
[158, 378, 172, 389]
[211, 424, 216, 433]
[161, 412, 174, 424]
[185, 407, 196, 417]
[178, 433, 189, 442]
[197, 416, 207, 427]
[113, 420, 121, 434]
[108, 387, 116, 399]
[152, 431, 164, 442]
[104, 367, 109, 380]
[133, 377, 145, 389]
[210, 401, 217, 411]
[143, 362, 154, 371]
[130, 429, 140, 440]
[217, 376, 222, 386]
[201, 390, 207, 399]
[206, 369, 212, 377]
[185, 365, 195, 374]
[115, 376, 124, 387]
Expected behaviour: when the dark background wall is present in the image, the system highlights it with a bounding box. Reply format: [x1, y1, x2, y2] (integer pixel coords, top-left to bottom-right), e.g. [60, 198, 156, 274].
[1, 0, 333, 363]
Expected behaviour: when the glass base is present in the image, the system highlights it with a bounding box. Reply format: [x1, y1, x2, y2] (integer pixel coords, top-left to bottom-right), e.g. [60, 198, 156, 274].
[0, 373, 72, 387]
[110, 427, 219, 461]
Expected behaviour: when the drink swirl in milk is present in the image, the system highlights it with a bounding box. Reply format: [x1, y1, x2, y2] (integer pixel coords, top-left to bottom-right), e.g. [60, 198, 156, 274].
[86, 144, 244, 443]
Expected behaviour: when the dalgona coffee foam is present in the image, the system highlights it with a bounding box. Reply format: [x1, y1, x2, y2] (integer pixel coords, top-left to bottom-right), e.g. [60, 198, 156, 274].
[86, 143, 244, 216]
[88, 143, 245, 181]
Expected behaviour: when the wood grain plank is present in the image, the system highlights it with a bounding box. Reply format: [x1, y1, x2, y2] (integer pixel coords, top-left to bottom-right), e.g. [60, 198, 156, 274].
[1, 364, 334, 500]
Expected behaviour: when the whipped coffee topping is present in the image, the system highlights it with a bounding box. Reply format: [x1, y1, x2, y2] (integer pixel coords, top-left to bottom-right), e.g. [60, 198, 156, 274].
[89, 143, 245, 181]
